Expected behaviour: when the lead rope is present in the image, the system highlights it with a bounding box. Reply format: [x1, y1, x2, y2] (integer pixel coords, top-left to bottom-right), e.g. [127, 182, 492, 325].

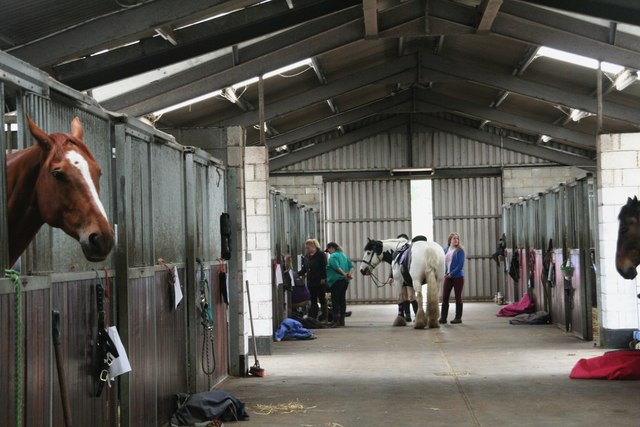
[197, 259, 216, 389]
[6, 269, 23, 427]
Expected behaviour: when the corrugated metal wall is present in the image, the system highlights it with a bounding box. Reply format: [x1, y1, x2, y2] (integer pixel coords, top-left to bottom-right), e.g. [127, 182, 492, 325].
[314, 130, 530, 302]
[283, 130, 549, 173]
[413, 131, 549, 167]
[433, 177, 503, 300]
[325, 179, 412, 303]
[0, 54, 231, 427]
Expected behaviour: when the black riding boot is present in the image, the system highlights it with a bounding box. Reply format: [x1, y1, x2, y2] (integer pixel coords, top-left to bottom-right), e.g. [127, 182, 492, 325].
[403, 301, 412, 321]
[451, 303, 463, 324]
[411, 300, 418, 316]
[397, 303, 404, 318]
[439, 302, 449, 324]
[309, 303, 318, 320]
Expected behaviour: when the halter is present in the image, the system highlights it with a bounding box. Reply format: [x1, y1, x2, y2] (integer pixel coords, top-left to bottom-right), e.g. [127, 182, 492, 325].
[361, 239, 405, 288]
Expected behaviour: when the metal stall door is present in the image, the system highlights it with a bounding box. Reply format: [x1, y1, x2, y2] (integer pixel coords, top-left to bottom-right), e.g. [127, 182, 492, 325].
[325, 179, 411, 303]
[433, 177, 502, 300]
[193, 153, 229, 389]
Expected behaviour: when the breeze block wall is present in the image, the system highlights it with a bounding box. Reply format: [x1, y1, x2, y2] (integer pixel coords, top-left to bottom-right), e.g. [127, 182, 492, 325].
[597, 132, 640, 348]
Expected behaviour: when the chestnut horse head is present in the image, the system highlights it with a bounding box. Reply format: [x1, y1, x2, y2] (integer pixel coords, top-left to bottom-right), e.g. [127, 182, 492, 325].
[616, 196, 640, 279]
[5, 116, 114, 266]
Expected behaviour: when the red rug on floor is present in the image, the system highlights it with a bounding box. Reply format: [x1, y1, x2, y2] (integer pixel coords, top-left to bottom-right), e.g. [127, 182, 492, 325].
[570, 350, 640, 380]
[496, 294, 535, 317]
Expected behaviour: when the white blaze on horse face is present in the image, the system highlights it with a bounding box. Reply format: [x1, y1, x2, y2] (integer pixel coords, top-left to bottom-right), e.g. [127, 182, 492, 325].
[65, 150, 108, 221]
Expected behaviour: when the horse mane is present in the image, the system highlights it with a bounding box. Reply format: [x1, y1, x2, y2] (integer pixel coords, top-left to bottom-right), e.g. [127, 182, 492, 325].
[364, 239, 382, 252]
[619, 196, 640, 220]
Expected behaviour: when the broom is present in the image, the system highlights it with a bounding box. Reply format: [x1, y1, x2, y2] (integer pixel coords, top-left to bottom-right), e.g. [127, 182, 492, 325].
[246, 280, 265, 377]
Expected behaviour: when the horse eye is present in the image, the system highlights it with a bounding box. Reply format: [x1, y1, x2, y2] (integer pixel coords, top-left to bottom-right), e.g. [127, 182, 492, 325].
[51, 169, 66, 182]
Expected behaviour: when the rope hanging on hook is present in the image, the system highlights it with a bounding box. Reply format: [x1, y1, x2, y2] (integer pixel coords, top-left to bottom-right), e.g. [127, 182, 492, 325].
[196, 258, 216, 388]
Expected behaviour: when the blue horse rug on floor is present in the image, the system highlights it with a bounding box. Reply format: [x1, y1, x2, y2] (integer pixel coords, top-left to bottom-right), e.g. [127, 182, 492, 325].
[274, 318, 316, 341]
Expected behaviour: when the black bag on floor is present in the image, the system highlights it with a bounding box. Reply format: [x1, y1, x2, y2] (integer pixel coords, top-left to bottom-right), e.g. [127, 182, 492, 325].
[171, 390, 249, 425]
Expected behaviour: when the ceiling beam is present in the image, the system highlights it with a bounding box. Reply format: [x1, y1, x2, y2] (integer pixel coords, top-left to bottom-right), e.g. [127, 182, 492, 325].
[363, 0, 379, 39]
[270, 116, 407, 171]
[264, 91, 417, 148]
[415, 89, 595, 149]
[216, 54, 418, 127]
[101, 0, 450, 115]
[477, 0, 503, 34]
[53, 0, 360, 90]
[380, 0, 640, 69]
[497, 1, 640, 69]
[518, 0, 640, 27]
[420, 51, 640, 126]
[8, 0, 258, 69]
[101, 4, 366, 114]
[413, 115, 595, 167]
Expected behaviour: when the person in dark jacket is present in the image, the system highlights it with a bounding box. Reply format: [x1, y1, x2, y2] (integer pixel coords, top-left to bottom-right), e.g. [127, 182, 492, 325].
[439, 232, 466, 324]
[298, 238, 328, 321]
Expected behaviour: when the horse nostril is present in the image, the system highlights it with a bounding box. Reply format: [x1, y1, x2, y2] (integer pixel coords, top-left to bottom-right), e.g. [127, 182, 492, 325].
[89, 233, 100, 249]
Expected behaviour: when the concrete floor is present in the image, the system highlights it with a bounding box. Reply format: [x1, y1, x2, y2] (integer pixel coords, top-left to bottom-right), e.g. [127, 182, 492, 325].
[220, 303, 640, 426]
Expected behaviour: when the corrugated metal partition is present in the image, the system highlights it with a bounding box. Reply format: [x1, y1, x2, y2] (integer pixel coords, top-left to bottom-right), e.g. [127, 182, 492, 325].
[502, 176, 596, 340]
[325, 179, 412, 303]
[270, 190, 320, 327]
[0, 51, 230, 427]
[433, 177, 503, 300]
[115, 120, 229, 427]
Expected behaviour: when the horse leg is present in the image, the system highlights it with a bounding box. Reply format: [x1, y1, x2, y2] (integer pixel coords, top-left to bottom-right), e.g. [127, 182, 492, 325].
[414, 287, 426, 329]
[426, 270, 440, 329]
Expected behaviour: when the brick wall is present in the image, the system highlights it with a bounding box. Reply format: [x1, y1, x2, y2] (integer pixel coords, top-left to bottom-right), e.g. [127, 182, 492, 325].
[503, 166, 588, 204]
[270, 175, 323, 212]
[597, 133, 640, 334]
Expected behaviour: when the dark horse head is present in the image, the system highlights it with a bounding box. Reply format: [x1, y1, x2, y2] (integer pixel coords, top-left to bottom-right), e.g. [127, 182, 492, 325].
[616, 196, 640, 279]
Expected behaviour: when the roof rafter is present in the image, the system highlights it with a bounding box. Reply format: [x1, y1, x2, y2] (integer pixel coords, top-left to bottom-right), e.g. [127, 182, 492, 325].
[8, 0, 258, 69]
[420, 50, 640, 126]
[477, 0, 503, 34]
[265, 91, 420, 148]
[217, 54, 418, 127]
[413, 115, 595, 167]
[53, 0, 361, 90]
[415, 89, 594, 149]
[102, 3, 366, 114]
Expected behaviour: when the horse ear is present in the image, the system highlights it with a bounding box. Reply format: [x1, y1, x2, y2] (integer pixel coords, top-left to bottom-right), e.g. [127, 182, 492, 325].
[27, 115, 54, 150]
[367, 237, 371, 242]
[634, 196, 639, 202]
[70, 117, 83, 141]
